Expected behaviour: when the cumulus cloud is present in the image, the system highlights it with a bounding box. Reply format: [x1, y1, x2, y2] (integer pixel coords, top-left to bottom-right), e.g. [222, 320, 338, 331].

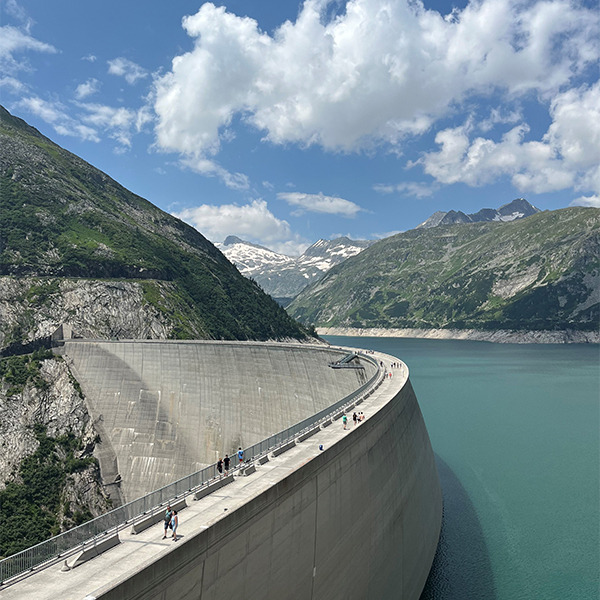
[421, 82, 600, 195]
[277, 192, 362, 216]
[107, 57, 148, 84]
[173, 199, 294, 245]
[75, 78, 100, 99]
[0, 25, 57, 73]
[153, 0, 597, 169]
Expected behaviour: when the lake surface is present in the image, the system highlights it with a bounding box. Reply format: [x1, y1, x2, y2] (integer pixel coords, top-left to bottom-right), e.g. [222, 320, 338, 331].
[323, 336, 599, 600]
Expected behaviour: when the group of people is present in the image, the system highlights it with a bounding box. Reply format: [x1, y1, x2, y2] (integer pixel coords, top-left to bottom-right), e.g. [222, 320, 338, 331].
[216, 447, 245, 477]
[342, 411, 365, 429]
[163, 505, 179, 541]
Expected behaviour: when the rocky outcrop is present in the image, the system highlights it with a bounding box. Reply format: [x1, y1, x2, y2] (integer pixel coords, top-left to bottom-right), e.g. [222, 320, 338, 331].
[0, 277, 182, 350]
[0, 355, 112, 526]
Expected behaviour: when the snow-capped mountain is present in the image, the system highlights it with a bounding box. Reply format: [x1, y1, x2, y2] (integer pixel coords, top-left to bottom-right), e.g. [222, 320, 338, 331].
[217, 236, 373, 302]
[416, 198, 540, 229]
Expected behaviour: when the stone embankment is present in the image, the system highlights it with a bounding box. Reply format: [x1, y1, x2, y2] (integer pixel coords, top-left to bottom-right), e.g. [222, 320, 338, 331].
[317, 326, 600, 344]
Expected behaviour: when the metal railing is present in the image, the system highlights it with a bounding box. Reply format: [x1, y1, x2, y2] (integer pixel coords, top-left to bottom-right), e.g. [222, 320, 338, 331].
[0, 350, 383, 586]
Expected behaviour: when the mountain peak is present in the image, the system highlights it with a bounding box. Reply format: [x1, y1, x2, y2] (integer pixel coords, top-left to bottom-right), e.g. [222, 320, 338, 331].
[416, 199, 540, 229]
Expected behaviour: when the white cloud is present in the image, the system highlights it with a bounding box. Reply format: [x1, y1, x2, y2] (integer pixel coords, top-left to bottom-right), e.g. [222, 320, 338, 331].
[179, 155, 250, 190]
[571, 195, 600, 208]
[18, 96, 99, 141]
[107, 57, 148, 84]
[277, 192, 362, 216]
[17, 96, 150, 150]
[0, 75, 26, 92]
[76, 103, 139, 147]
[173, 199, 294, 245]
[0, 25, 57, 73]
[373, 181, 437, 198]
[421, 82, 600, 195]
[153, 0, 597, 170]
[75, 78, 100, 99]
[82, 54, 97, 62]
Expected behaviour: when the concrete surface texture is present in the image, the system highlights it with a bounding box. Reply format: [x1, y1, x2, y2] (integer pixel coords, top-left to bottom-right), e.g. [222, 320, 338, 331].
[61, 340, 374, 501]
[5, 343, 442, 600]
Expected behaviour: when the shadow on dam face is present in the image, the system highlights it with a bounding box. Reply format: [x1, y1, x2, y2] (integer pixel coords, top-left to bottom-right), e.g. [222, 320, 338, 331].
[419, 455, 496, 600]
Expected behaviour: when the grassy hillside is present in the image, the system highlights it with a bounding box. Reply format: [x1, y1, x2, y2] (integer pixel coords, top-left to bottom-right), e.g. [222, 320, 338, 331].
[0, 105, 309, 344]
[288, 207, 599, 332]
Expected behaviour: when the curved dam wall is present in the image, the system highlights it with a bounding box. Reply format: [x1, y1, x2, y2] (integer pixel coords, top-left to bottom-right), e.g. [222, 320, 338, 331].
[61, 340, 376, 502]
[91, 352, 442, 600]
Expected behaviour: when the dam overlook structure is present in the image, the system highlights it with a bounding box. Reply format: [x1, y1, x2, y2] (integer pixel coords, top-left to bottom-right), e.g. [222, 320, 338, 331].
[2, 339, 442, 600]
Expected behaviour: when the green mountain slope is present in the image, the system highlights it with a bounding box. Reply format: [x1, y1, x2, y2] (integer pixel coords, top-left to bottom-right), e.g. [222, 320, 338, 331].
[288, 208, 599, 332]
[0, 105, 308, 346]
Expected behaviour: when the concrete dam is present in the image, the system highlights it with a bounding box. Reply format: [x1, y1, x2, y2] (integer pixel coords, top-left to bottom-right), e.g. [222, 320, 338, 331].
[4, 340, 442, 600]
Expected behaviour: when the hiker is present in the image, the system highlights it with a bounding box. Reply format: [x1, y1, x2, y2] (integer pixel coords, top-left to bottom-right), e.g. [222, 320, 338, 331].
[353, 412, 358, 426]
[217, 457, 223, 478]
[162, 505, 173, 539]
[342, 414, 348, 429]
[238, 447, 244, 464]
[171, 510, 178, 541]
[224, 454, 230, 474]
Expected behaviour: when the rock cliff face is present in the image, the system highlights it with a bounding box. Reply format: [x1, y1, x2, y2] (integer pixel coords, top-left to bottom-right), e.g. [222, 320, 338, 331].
[0, 355, 112, 531]
[0, 277, 180, 349]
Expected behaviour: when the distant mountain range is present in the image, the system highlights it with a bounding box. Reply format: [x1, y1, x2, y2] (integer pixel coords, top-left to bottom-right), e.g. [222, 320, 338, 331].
[219, 199, 541, 303]
[287, 207, 600, 335]
[0, 105, 309, 350]
[416, 198, 540, 228]
[217, 236, 373, 302]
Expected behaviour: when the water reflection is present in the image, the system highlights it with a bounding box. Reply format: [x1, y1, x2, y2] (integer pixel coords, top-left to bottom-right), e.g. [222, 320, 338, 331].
[420, 456, 496, 600]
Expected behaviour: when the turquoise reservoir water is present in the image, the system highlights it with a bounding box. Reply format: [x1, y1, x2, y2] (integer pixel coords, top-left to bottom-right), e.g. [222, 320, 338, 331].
[324, 336, 599, 600]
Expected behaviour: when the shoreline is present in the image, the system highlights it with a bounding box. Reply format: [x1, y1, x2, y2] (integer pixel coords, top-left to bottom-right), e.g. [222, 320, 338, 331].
[317, 327, 600, 344]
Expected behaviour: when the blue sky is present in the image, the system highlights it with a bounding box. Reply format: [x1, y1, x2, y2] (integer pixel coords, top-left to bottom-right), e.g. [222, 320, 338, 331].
[1, 0, 598, 254]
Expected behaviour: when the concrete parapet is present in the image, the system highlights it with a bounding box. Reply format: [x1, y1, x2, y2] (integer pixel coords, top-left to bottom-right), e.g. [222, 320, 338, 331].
[271, 440, 296, 457]
[61, 532, 120, 571]
[321, 418, 333, 428]
[193, 475, 234, 501]
[296, 427, 319, 443]
[130, 497, 187, 535]
[257, 455, 269, 465]
[239, 464, 256, 476]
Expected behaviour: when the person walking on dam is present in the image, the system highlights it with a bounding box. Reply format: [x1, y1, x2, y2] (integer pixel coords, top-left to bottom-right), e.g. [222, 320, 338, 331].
[217, 457, 223, 478]
[342, 414, 348, 429]
[238, 447, 244, 465]
[162, 505, 173, 539]
[171, 510, 178, 541]
[224, 454, 230, 474]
